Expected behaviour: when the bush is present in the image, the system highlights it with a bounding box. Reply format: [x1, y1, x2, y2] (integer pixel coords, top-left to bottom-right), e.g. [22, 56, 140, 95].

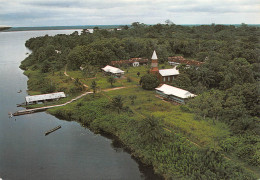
[180, 105, 191, 112]
[140, 74, 159, 90]
[127, 77, 132, 82]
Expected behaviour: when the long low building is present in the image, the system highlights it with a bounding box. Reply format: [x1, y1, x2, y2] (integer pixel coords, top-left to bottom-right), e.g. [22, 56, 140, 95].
[102, 65, 124, 77]
[155, 84, 196, 104]
[25, 92, 66, 104]
[168, 56, 204, 66]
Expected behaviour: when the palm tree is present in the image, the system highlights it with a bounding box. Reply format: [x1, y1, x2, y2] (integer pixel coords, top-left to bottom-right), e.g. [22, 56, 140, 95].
[91, 80, 97, 96]
[129, 95, 137, 105]
[137, 115, 165, 144]
[112, 95, 124, 114]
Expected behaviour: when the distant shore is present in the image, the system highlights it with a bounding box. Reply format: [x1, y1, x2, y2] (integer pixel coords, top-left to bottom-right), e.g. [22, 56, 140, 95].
[2, 25, 122, 32]
[3, 24, 260, 32]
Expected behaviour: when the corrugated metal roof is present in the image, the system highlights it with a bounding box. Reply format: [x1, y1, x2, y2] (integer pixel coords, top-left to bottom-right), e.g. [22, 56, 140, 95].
[159, 67, 179, 76]
[155, 84, 196, 99]
[151, 50, 158, 60]
[102, 65, 124, 74]
[25, 92, 66, 103]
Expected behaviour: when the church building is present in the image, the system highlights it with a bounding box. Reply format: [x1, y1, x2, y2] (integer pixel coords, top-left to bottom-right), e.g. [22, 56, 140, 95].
[150, 50, 179, 84]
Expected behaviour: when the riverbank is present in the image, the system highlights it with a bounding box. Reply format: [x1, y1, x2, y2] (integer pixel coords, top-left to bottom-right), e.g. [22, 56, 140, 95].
[46, 88, 256, 179]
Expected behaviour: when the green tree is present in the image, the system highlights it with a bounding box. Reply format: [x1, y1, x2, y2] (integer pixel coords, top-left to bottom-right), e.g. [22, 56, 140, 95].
[41, 60, 51, 73]
[107, 76, 116, 87]
[140, 74, 159, 90]
[67, 46, 87, 70]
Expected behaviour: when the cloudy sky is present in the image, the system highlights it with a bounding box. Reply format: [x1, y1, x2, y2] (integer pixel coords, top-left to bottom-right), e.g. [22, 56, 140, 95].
[0, 0, 259, 27]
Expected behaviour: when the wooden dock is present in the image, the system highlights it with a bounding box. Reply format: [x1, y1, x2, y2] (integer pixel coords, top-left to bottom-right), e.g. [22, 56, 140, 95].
[13, 111, 34, 116]
[45, 125, 61, 136]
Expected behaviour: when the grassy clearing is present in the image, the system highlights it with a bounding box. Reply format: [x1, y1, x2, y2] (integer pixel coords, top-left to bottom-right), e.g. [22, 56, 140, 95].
[104, 86, 230, 147]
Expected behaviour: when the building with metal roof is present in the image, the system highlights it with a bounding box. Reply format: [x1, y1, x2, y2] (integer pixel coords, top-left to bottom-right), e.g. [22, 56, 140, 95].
[155, 84, 196, 104]
[25, 92, 66, 104]
[102, 65, 124, 77]
[159, 67, 179, 83]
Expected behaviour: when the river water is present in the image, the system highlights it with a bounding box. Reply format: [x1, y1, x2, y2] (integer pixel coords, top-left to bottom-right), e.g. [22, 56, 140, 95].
[0, 30, 160, 180]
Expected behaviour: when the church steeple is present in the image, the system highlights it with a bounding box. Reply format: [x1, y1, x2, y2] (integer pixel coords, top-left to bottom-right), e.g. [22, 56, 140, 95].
[150, 50, 159, 74]
[151, 50, 158, 60]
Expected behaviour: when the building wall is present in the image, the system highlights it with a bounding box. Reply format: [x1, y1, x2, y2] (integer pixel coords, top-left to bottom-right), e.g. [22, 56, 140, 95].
[151, 59, 158, 68]
[158, 74, 178, 83]
[103, 71, 123, 78]
[156, 90, 185, 104]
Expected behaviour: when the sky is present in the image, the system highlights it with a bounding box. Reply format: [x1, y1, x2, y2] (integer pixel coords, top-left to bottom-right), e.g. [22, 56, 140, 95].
[0, 0, 259, 27]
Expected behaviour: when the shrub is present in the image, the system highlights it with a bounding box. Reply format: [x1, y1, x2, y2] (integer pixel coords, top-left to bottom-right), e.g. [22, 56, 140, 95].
[127, 77, 132, 82]
[140, 74, 159, 90]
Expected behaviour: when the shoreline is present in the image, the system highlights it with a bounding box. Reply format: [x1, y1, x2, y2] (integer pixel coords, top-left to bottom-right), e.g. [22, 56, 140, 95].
[49, 111, 164, 179]
[1, 29, 84, 33]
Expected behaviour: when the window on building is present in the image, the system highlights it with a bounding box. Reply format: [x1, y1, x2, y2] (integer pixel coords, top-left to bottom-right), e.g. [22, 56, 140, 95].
[168, 77, 170, 81]
[163, 77, 166, 82]
[172, 76, 174, 82]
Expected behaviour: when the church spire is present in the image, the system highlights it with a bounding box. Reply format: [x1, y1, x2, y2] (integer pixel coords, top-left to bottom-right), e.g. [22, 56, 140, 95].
[151, 50, 158, 60]
[150, 50, 159, 75]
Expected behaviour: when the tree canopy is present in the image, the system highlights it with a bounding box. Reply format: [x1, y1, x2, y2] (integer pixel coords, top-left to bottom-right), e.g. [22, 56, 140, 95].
[140, 74, 160, 90]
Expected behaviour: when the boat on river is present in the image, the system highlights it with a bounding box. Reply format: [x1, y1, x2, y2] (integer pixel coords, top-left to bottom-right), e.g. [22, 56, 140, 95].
[45, 125, 61, 136]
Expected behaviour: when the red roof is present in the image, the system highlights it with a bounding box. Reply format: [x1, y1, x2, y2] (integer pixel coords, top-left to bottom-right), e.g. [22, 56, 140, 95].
[168, 56, 204, 66]
[111, 58, 148, 66]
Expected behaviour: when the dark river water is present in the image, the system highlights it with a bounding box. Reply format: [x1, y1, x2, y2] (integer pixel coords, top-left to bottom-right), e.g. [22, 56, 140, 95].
[0, 30, 160, 180]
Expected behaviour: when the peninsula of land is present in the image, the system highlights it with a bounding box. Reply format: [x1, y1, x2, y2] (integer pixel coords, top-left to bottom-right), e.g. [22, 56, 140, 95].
[19, 23, 260, 179]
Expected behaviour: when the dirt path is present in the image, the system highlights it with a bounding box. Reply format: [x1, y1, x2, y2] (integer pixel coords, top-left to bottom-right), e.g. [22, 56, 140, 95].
[64, 65, 88, 88]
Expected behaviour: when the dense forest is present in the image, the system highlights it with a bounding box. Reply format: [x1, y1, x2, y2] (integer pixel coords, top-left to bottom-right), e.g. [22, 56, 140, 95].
[20, 22, 260, 179]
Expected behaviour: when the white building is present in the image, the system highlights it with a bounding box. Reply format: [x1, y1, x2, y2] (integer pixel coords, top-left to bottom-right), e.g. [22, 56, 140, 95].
[25, 92, 66, 104]
[158, 67, 179, 83]
[168, 61, 180, 66]
[155, 84, 196, 104]
[102, 65, 124, 77]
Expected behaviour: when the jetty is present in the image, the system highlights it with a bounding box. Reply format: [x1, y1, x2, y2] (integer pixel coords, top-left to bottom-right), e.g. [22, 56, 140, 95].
[45, 125, 61, 136]
[13, 110, 34, 116]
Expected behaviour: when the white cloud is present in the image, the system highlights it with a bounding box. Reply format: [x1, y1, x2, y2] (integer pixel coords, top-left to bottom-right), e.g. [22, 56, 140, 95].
[0, 0, 259, 26]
